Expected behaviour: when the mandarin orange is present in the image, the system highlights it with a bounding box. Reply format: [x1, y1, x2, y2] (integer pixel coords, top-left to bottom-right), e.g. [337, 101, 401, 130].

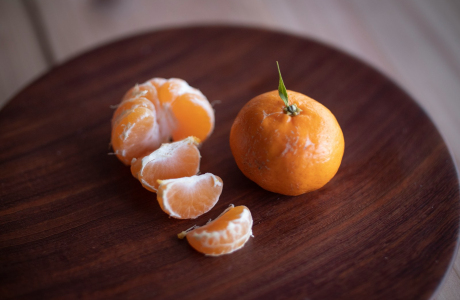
[111, 78, 214, 165]
[230, 63, 344, 195]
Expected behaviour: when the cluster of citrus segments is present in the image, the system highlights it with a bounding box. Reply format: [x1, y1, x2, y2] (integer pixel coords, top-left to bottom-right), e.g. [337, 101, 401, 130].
[111, 78, 215, 165]
[110, 78, 253, 256]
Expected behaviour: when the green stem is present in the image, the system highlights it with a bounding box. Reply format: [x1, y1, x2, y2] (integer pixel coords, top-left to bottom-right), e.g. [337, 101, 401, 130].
[276, 61, 289, 107]
[276, 61, 302, 116]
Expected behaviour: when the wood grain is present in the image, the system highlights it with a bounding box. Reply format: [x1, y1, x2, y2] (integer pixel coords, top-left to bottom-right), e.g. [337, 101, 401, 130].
[0, 26, 458, 300]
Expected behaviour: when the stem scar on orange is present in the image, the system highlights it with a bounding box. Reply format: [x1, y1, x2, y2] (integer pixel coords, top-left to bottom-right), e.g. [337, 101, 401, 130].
[229, 62, 344, 196]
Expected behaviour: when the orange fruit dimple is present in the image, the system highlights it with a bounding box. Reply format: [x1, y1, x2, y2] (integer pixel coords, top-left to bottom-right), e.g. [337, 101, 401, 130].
[181, 205, 253, 256]
[157, 173, 223, 219]
[230, 90, 344, 196]
[131, 136, 201, 192]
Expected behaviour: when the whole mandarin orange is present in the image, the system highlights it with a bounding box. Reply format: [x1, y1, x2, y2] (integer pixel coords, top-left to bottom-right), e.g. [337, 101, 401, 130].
[229, 63, 344, 196]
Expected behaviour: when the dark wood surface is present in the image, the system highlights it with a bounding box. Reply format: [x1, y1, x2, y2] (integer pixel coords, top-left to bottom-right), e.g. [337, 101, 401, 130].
[0, 26, 459, 300]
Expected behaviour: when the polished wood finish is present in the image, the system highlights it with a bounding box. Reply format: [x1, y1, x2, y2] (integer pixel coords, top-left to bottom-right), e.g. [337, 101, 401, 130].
[0, 26, 458, 300]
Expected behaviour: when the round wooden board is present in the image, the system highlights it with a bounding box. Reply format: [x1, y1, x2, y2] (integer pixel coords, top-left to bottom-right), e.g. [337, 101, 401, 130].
[1, 26, 459, 300]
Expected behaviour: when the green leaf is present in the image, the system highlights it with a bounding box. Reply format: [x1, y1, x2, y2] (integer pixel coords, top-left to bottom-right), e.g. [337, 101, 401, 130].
[276, 61, 289, 107]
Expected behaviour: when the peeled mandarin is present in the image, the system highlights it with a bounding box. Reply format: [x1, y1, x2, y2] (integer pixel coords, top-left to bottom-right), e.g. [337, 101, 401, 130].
[111, 78, 214, 165]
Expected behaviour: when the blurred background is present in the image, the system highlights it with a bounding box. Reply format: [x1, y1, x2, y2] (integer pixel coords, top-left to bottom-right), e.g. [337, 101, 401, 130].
[1, 0, 459, 298]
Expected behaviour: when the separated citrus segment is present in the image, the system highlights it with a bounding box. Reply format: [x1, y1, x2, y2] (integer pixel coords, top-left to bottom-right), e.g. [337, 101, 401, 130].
[131, 136, 201, 192]
[179, 205, 253, 256]
[157, 173, 223, 219]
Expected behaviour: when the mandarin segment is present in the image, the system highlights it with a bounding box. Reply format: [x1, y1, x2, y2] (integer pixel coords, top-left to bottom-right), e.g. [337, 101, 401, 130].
[121, 80, 176, 143]
[131, 136, 201, 192]
[157, 173, 223, 219]
[170, 93, 214, 141]
[157, 78, 203, 104]
[111, 106, 161, 165]
[156, 78, 214, 141]
[122, 82, 160, 110]
[123, 82, 154, 100]
[180, 205, 253, 256]
[148, 78, 167, 91]
[111, 97, 155, 127]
